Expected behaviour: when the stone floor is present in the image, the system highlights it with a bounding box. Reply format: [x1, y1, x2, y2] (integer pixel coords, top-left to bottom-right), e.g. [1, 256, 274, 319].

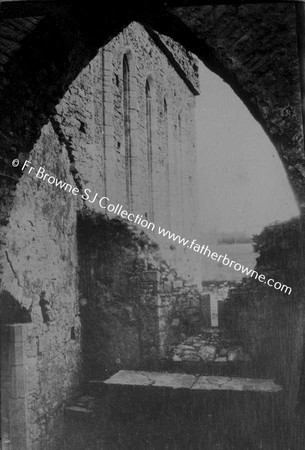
[169, 328, 251, 363]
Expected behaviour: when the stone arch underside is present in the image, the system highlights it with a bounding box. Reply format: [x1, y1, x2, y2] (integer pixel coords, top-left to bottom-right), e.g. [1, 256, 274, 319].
[0, 2, 303, 290]
[0, 3, 303, 192]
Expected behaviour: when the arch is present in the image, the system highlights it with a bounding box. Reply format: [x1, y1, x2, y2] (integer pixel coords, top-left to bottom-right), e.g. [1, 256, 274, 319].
[0, 9, 302, 206]
[0, 9, 303, 450]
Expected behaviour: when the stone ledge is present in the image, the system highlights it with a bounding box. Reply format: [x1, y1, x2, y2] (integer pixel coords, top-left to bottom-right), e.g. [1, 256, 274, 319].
[102, 370, 282, 393]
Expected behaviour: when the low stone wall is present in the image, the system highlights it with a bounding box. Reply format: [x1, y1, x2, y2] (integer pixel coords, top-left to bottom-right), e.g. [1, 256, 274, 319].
[221, 218, 305, 419]
[78, 212, 209, 377]
[169, 329, 251, 363]
[158, 279, 206, 351]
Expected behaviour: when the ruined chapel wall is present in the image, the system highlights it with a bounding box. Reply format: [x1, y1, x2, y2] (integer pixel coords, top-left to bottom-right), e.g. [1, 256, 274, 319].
[53, 22, 198, 242]
[1, 122, 82, 449]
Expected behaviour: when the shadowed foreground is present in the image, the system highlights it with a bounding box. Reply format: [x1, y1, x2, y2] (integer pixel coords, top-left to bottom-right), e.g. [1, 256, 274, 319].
[64, 378, 305, 450]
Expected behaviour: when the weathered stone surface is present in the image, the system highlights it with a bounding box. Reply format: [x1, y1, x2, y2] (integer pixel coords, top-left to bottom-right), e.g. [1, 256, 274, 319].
[198, 345, 216, 361]
[192, 376, 282, 393]
[179, 345, 195, 351]
[227, 349, 239, 362]
[169, 329, 251, 363]
[183, 349, 197, 356]
[183, 354, 201, 362]
[215, 357, 227, 363]
[0, 17, 43, 85]
[218, 348, 228, 357]
[104, 370, 154, 386]
[104, 370, 197, 389]
[104, 370, 282, 393]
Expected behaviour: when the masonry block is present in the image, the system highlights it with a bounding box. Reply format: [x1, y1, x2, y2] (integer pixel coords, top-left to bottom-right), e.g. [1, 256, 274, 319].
[143, 270, 161, 283]
[9, 398, 30, 450]
[9, 323, 26, 343]
[173, 279, 184, 289]
[8, 340, 24, 367]
[10, 364, 27, 399]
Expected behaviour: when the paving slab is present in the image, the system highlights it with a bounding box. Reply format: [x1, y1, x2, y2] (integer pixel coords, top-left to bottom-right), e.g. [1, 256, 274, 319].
[145, 372, 197, 388]
[104, 370, 196, 389]
[103, 370, 282, 393]
[104, 370, 154, 386]
[191, 375, 282, 392]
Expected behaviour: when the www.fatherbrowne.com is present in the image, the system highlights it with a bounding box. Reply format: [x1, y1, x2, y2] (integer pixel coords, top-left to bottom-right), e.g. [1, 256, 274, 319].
[157, 227, 292, 295]
[17, 159, 292, 296]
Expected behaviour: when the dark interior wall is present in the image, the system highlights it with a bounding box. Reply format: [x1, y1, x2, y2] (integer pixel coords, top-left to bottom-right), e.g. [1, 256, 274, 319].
[228, 291, 304, 418]
[224, 218, 305, 422]
[77, 214, 162, 379]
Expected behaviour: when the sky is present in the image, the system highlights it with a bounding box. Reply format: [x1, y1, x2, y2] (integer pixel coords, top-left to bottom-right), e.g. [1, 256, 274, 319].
[195, 61, 300, 235]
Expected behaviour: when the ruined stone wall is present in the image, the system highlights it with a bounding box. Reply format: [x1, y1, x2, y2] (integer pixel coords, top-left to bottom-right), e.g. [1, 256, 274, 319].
[53, 21, 198, 254]
[107, 21, 198, 279]
[77, 216, 160, 377]
[223, 218, 305, 419]
[0, 122, 82, 449]
[225, 287, 305, 420]
[77, 213, 205, 377]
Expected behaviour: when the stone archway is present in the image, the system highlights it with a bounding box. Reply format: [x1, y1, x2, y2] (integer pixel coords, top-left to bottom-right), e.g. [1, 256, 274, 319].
[0, 2, 303, 207]
[0, 3, 304, 449]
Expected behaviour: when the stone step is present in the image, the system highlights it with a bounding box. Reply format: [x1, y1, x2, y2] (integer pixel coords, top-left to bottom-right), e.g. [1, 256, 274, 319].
[98, 370, 282, 393]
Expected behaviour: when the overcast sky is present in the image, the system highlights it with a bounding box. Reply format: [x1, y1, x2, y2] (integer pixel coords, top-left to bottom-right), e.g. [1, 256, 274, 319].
[195, 61, 299, 235]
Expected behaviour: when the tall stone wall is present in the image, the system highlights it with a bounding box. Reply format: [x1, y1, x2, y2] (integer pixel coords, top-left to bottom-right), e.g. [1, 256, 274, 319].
[107, 21, 198, 236]
[53, 21, 199, 278]
[0, 122, 82, 449]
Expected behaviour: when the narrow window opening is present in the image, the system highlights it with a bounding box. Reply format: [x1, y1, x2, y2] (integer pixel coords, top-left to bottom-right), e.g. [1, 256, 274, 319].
[123, 54, 132, 208]
[178, 113, 184, 232]
[146, 79, 153, 221]
[70, 326, 76, 340]
[164, 98, 170, 227]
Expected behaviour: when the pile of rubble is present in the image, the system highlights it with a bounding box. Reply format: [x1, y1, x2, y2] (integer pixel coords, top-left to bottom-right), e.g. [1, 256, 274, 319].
[169, 328, 251, 363]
